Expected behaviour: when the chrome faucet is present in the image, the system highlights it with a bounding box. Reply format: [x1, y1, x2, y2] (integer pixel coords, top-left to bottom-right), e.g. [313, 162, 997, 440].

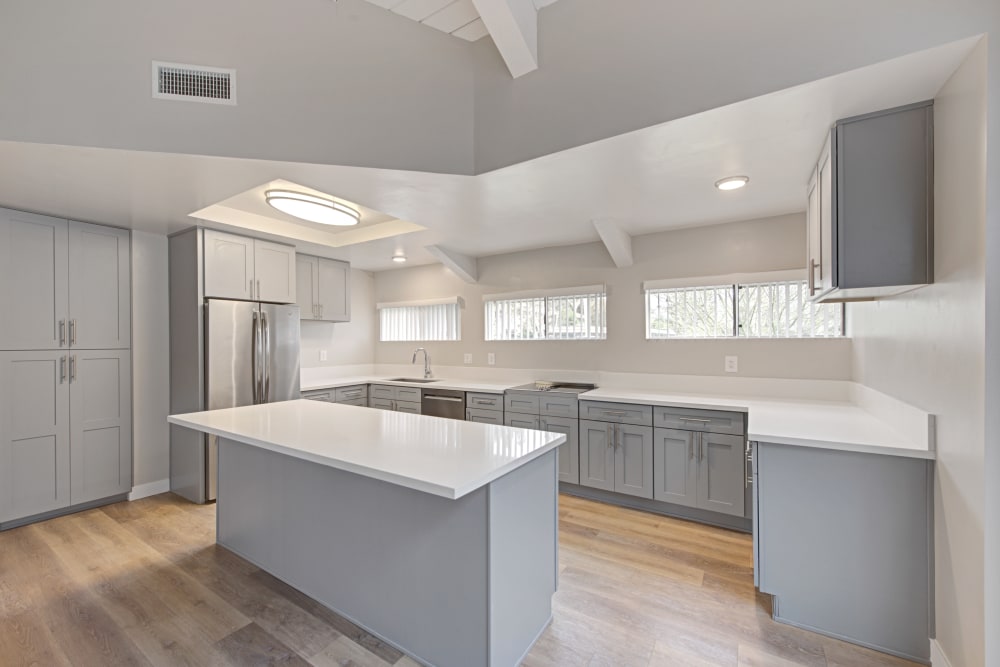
[412, 347, 433, 379]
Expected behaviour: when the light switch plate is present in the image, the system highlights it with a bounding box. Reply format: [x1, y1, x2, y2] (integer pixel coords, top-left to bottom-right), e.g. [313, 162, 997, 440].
[725, 356, 738, 373]
[319, 350, 328, 362]
[487, 352, 496, 366]
[464, 353, 473, 364]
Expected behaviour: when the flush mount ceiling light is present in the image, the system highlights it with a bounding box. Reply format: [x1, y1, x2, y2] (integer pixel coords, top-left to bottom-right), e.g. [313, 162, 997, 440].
[391, 253, 407, 263]
[715, 175, 750, 191]
[265, 190, 361, 226]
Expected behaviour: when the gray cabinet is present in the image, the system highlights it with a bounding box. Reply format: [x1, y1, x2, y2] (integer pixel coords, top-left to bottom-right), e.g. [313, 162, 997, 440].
[204, 229, 296, 303]
[652, 428, 697, 508]
[0, 210, 68, 350]
[653, 428, 745, 517]
[541, 416, 579, 484]
[505, 413, 540, 429]
[807, 101, 934, 302]
[467, 408, 504, 425]
[335, 385, 367, 404]
[68, 221, 131, 349]
[297, 255, 351, 322]
[69, 350, 132, 504]
[0, 351, 71, 522]
[302, 390, 334, 402]
[579, 419, 615, 492]
[467, 393, 502, 411]
[370, 385, 420, 413]
[613, 423, 653, 499]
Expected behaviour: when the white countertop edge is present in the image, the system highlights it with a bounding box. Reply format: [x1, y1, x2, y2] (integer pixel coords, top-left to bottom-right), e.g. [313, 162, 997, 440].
[579, 392, 751, 412]
[302, 376, 513, 394]
[167, 413, 566, 499]
[751, 433, 936, 460]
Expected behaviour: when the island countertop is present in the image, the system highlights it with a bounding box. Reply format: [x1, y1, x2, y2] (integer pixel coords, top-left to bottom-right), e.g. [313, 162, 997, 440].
[168, 400, 566, 499]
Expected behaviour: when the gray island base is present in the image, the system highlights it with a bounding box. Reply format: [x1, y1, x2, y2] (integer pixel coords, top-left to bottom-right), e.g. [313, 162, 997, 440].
[217, 438, 558, 667]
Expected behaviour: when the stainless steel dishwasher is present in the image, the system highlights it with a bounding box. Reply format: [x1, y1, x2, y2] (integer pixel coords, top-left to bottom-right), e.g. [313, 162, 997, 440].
[421, 388, 466, 420]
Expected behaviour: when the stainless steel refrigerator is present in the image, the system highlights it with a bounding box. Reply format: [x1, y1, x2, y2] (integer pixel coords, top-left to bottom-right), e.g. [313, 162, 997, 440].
[202, 299, 301, 500]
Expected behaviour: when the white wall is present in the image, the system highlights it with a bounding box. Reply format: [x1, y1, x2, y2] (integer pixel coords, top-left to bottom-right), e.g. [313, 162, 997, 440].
[849, 43, 987, 667]
[130, 231, 170, 487]
[300, 269, 376, 369]
[374, 214, 852, 380]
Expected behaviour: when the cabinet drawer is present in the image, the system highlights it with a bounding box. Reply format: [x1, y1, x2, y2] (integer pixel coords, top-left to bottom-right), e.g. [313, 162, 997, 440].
[370, 397, 394, 410]
[335, 385, 368, 402]
[505, 413, 540, 429]
[580, 401, 652, 426]
[467, 392, 502, 410]
[653, 406, 745, 435]
[396, 387, 422, 403]
[395, 400, 421, 415]
[504, 393, 540, 415]
[338, 397, 368, 408]
[302, 390, 333, 402]
[539, 395, 578, 418]
[370, 384, 395, 400]
[466, 408, 504, 425]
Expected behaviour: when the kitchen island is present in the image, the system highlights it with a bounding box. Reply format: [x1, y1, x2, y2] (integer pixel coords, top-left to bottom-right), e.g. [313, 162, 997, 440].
[168, 399, 566, 667]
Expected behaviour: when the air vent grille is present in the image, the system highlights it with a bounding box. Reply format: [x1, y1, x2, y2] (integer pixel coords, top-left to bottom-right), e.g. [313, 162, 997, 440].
[152, 61, 236, 105]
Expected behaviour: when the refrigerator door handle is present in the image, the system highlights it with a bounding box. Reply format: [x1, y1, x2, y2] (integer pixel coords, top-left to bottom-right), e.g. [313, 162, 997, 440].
[262, 311, 270, 402]
[251, 310, 260, 404]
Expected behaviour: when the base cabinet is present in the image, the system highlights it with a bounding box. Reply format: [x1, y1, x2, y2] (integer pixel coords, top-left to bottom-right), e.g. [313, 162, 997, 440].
[653, 428, 745, 517]
[542, 416, 579, 484]
[579, 420, 653, 498]
[579, 419, 615, 492]
[652, 428, 698, 508]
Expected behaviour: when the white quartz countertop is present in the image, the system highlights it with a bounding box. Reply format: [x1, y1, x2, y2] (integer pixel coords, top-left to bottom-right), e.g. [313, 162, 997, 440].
[168, 400, 566, 499]
[302, 376, 516, 394]
[580, 388, 934, 460]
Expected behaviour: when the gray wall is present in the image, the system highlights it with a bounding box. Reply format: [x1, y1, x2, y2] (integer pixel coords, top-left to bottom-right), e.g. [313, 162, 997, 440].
[473, 0, 998, 173]
[849, 42, 987, 667]
[131, 231, 171, 487]
[374, 214, 853, 380]
[0, 0, 475, 174]
[300, 269, 376, 368]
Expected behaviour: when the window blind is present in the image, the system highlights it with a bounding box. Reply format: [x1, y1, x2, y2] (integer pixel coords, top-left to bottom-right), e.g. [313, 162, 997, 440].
[378, 300, 461, 342]
[484, 286, 607, 341]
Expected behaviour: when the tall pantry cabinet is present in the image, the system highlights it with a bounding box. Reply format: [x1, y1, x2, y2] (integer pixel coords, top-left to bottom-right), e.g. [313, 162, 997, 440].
[0, 208, 132, 529]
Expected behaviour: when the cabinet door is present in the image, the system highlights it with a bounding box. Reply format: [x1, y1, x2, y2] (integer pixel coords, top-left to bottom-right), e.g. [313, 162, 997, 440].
[579, 419, 615, 492]
[204, 230, 254, 300]
[806, 168, 821, 298]
[614, 424, 654, 499]
[541, 416, 579, 484]
[652, 428, 698, 507]
[0, 210, 68, 350]
[254, 240, 296, 304]
[302, 390, 333, 402]
[394, 400, 421, 415]
[466, 408, 503, 425]
[69, 350, 132, 504]
[0, 351, 70, 522]
[370, 385, 395, 401]
[317, 258, 350, 322]
[697, 432, 746, 517]
[68, 221, 130, 349]
[370, 397, 394, 411]
[296, 255, 318, 320]
[817, 134, 835, 294]
[504, 413, 540, 429]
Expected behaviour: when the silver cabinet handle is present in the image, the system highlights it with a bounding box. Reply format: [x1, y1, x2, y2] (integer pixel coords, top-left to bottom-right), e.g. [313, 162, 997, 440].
[343, 390, 363, 397]
[540, 419, 548, 430]
[250, 280, 254, 299]
[60, 356, 67, 383]
[59, 320, 66, 347]
[257, 280, 261, 300]
[689, 436, 695, 460]
[606, 424, 613, 448]
[69, 355, 76, 382]
[603, 410, 626, 417]
[679, 417, 711, 423]
[69, 319, 77, 345]
[808, 258, 818, 296]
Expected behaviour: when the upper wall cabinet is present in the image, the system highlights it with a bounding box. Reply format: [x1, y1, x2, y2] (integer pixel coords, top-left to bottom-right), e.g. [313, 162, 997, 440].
[296, 255, 351, 322]
[807, 101, 934, 303]
[0, 209, 130, 350]
[203, 229, 296, 304]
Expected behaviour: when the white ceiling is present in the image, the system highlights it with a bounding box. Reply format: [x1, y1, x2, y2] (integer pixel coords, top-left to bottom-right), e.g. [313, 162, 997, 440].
[0, 36, 977, 272]
[360, 0, 559, 42]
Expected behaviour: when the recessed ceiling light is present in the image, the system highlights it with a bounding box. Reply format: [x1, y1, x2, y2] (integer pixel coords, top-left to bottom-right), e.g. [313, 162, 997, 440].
[391, 253, 407, 263]
[715, 176, 750, 191]
[265, 190, 361, 226]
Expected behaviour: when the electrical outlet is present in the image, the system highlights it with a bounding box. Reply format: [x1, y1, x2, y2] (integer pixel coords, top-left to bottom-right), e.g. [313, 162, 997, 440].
[319, 350, 328, 362]
[487, 352, 496, 366]
[464, 353, 473, 364]
[725, 355, 738, 373]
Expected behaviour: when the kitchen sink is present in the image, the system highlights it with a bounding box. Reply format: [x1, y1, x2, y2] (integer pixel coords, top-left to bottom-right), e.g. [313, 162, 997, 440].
[387, 377, 439, 383]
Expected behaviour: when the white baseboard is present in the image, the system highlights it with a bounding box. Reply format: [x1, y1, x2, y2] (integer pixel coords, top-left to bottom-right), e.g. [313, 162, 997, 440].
[930, 639, 954, 667]
[128, 478, 170, 501]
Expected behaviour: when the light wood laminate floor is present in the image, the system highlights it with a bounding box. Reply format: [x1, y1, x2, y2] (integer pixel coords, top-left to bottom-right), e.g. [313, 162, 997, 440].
[0, 493, 919, 666]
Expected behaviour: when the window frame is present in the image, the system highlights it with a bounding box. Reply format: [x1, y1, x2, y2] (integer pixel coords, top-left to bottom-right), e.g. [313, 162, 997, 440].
[483, 285, 608, 342]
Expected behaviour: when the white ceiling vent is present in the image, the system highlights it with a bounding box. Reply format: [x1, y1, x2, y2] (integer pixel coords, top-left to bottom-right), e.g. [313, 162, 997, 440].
[152, 61, 236, 105]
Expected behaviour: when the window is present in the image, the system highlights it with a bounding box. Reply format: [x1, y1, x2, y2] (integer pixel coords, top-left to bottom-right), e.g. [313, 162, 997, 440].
[644, 274, 843, 339]
[484, 286, 607, 341]
[377, 298, 462, 342]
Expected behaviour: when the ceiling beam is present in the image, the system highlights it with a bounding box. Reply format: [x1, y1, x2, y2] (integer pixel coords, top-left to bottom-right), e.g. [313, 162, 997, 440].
[425, 244, 479, 283]
[593, 218, 634, 268]
[470, 0, 538, 78]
